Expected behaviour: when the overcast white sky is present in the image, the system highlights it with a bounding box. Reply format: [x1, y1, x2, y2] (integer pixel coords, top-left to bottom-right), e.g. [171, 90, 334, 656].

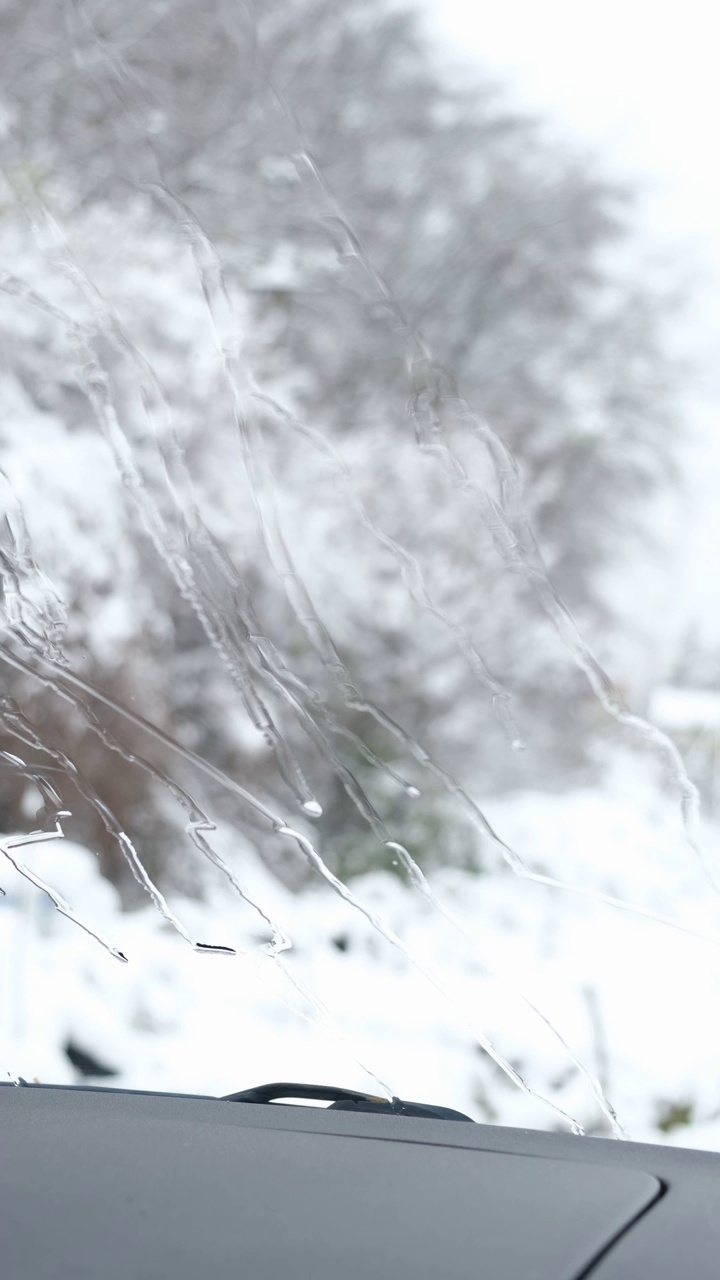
[421, 0, 720, 251]
[417, 0, 720, 653]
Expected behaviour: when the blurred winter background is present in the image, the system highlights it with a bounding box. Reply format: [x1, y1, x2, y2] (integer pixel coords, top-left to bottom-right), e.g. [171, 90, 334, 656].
[1, 0, 720, 1146]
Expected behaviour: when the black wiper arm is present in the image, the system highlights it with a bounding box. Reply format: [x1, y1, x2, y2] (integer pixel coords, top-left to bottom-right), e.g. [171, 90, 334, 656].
[222, 1081, 474, 1122]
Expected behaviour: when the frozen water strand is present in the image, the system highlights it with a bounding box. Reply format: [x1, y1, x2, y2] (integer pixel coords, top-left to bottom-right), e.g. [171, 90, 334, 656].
[385, 840, 626, 1137]
[524, 869, 720, 948]
[0, 467, 68, 666]
[0, 694, 235, 955]
[0, 641, 288, 828]
[74, 322, 323, 822]
[0, 771, 127, 963]
[1, 834, 128, 963]
[199, 562, 422, 801]
[258, 394, 524, 751]
[0, 252, 323, 824]
[276, 821, 586, 1134]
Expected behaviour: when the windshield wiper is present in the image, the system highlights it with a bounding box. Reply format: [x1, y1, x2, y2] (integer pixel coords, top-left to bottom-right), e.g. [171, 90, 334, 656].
[222, 1081, 474, 1122]
[2, 1077, 474, 1120]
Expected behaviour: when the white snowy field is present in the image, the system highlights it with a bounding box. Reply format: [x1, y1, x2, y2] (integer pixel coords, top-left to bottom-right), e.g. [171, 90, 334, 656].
[3, 761, 720, 1152]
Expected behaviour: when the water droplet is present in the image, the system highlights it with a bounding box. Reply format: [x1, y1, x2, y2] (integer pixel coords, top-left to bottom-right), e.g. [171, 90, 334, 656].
[405, 785, 421, 799]
[511, 738, 526, 752]
[302, 799, 323, 818]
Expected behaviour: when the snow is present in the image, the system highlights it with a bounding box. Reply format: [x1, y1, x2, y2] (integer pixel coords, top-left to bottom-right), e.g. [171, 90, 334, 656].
[4, 767, 720, 1150]
[650, 686, 720, 733]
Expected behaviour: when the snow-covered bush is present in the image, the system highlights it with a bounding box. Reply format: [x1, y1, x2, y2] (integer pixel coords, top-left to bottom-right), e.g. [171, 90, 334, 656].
[0, 0, 687, 894]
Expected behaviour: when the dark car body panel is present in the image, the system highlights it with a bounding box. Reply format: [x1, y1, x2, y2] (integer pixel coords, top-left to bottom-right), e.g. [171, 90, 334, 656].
[1, 1084, 718, 1278]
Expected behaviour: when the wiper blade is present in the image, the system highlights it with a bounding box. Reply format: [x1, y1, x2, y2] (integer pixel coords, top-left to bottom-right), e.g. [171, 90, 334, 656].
[222, 1081, 474, 1122]
[2, 1078, 474, 1121]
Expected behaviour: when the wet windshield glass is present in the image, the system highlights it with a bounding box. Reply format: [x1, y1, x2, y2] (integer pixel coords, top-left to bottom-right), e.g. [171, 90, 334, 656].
[1, 0, 719, 1145]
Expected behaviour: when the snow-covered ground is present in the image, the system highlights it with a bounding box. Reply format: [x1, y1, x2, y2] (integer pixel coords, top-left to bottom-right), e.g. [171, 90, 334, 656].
[3, 762, 720, 1151]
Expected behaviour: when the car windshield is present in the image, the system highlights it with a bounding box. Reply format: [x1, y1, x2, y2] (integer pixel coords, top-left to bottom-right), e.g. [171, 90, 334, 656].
[1, 0, 720, 1148]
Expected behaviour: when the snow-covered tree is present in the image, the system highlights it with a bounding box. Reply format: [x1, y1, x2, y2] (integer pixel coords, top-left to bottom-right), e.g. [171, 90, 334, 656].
[0, 0, 686, 889]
